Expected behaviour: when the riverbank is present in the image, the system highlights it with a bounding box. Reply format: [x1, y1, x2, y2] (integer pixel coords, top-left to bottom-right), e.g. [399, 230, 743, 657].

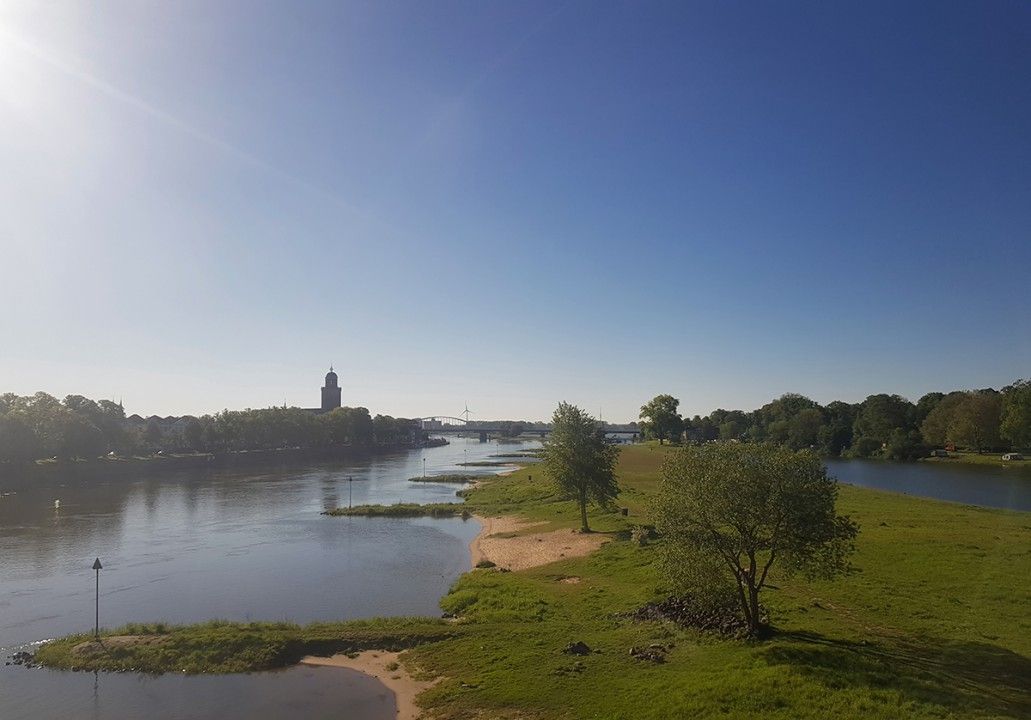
[920, 450, 1030, 468]
[301, 651, 433, 720]
[34, 446, 1031, 719]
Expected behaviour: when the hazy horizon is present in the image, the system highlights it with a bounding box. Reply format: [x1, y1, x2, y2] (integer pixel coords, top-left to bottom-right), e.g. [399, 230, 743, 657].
[2, 2, 1029, 421]
[5, 367, 1026, 424]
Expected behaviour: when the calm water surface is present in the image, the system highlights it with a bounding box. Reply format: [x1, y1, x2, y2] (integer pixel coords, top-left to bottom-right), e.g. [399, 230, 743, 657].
[826, 458, 1031, 511]
[4, 665, 392, 720]
[0, 437, 536, 720]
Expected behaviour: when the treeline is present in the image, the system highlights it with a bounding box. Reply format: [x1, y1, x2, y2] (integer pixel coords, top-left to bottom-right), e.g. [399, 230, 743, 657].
[640, 379, 1031, 460]
[0, 392, 421, 464]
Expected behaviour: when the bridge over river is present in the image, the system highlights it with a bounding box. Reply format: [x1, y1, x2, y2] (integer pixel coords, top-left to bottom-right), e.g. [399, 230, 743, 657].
[417, 417, 641, 441]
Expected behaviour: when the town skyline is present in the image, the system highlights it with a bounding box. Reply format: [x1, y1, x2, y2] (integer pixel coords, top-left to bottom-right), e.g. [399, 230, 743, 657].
[5, 365, 1026, 425]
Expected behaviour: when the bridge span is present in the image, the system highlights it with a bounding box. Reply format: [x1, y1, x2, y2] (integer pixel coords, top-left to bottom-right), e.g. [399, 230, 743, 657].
[416, 417, 640, 442]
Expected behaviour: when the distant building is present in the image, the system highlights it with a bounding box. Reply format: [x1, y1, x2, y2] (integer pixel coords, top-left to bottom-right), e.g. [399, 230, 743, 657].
[321, 367, 341, 412]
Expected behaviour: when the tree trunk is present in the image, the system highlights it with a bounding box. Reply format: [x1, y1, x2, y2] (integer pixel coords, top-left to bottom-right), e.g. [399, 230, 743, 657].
[747, 583, 762, 636]
[734, 578, 752, 631]
[579, 489, 589, 532]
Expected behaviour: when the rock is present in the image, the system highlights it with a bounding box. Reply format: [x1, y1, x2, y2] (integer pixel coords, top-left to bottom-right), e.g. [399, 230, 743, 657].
[625, 595, 759, 639]
[7, 650, 36, 668]
[629, 646, 666, 663]
[563, 641, 592, 656]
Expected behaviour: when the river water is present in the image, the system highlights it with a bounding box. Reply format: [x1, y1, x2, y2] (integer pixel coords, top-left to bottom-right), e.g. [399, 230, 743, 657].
[0, 436, 535, 720]
[826, 458, 1031, 512]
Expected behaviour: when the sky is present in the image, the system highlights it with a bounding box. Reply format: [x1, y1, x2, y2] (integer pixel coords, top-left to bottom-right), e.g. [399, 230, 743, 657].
[1, 1, 1029, 422]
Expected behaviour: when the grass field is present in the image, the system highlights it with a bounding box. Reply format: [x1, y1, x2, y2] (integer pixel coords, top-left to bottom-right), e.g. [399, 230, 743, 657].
[39, 445, 1031, 719]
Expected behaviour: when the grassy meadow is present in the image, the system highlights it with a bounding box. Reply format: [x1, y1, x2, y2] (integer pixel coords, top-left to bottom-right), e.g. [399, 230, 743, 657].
[39, 445, 1031, 719]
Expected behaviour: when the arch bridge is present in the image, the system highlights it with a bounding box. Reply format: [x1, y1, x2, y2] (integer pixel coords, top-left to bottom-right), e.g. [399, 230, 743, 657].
[416, 416, 506, 441]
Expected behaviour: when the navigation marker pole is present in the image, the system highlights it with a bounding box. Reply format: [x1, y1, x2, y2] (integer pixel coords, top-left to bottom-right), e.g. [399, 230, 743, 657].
[348, 476, 353, 509]
[92, 558, 103, 639]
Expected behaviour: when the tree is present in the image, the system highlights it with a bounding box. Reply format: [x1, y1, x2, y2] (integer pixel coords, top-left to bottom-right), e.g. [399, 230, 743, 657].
[818, 401, 856, 456]
[852, 394, 915, 451]
[884, 428, 928, 461]
[656, 443, 858, 636]
[787, 407, 824, 449]
[1000, 379, 1031, 451]
[542, 402, 619, 532]
[949, 392, 1002, 453]
[914, 392, 945, 426]
[0, 413, 40, 463]
[496, 421, 527, 438]
[639, 394, 683, 444]
[920, 392, 966, 447]
[182, 417, 205, 450]
[60, 413, 105, 459]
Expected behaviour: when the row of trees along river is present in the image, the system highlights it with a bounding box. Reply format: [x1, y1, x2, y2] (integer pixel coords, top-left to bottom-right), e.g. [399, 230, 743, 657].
[639, 378, 1031, 460]
[0, 393, 421, 464]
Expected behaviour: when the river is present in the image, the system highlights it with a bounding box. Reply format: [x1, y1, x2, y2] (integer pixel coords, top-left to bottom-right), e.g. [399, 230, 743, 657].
[0, 436, 536, 720]
[2, 442, 1026, 718]
[826, 457, 1031, 512]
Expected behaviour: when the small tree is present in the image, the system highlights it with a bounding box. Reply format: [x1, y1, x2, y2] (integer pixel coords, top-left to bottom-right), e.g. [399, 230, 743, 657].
[542, 402, 619, 532]
[640, 394, 684, 444]
[656, 443, 857, 636]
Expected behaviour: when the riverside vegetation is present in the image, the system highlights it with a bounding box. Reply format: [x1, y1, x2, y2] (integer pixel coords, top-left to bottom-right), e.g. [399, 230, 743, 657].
[0, 392, 423, 464]
[642, 378, 1031, 462]
[38, 444, 1031, 719]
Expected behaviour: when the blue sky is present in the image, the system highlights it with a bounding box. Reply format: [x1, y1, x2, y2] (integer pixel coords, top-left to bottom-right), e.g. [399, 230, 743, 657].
[1, 1, 1028, 421]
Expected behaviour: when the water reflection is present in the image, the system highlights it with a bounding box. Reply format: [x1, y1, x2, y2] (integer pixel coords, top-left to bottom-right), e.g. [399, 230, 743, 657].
[826, 458, 1031, 511]
[0, 664, 393, 720]
[0, 437, 534, 720]
[0, 437, 536, 648]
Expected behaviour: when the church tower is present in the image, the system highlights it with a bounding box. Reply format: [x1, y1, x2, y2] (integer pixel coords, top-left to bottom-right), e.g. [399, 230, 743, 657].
[321, 366, 341, 411]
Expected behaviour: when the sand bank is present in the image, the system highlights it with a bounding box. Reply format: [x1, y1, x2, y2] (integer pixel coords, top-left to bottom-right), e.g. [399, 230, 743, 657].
[470, 515, 608, 571]
[300, 651, 435, 720]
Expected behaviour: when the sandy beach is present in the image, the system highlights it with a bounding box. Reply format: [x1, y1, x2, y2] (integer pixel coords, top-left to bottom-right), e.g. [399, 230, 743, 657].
[300, 651, 436, 720]
[470, 514, 609, 571]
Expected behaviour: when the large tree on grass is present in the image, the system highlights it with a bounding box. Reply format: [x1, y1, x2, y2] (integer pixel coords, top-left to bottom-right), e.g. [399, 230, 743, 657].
[542, 402, 619, 532]
[640, 394, 684, 444]
[656, 443, 858, 636]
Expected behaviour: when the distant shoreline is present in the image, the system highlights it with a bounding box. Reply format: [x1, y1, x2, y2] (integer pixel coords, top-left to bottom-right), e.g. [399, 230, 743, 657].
[0, 440, 447, 487]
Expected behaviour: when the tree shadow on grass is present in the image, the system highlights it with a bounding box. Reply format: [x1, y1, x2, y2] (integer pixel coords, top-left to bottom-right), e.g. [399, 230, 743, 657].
[763, 630, 1031, 718]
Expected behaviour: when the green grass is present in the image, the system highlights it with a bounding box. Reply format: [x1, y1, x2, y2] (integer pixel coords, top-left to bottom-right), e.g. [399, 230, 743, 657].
[921, 451, 1030, 468]
[39, 445, 1031, 719]
[35, 618, 455, 674]
[408, 474, 482, 483]
[323, 503, 469, 518]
